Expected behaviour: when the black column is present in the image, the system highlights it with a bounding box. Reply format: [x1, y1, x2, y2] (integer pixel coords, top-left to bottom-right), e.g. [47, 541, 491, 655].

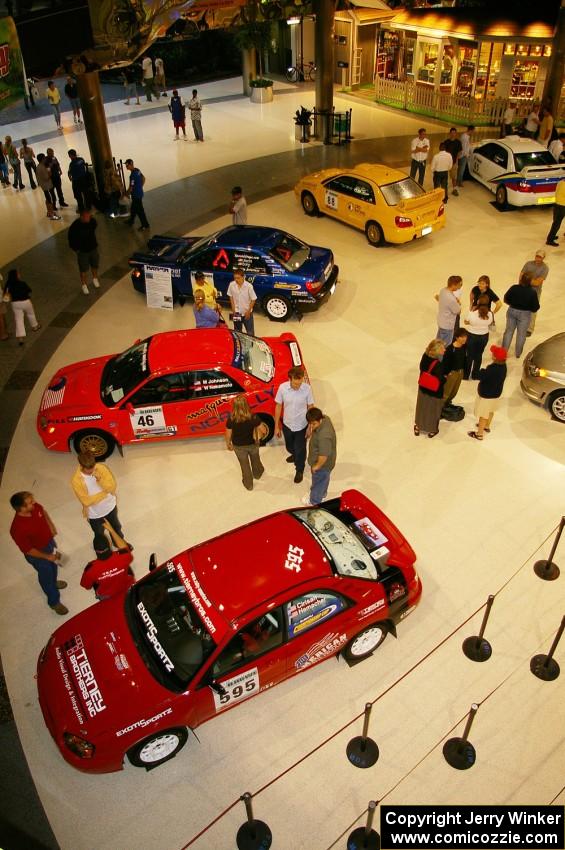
[314, 0, 335, 144]
[76, 71, 114, 201]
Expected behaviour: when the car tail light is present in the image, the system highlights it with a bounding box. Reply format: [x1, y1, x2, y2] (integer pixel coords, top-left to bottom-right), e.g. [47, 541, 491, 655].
[131, 268, 141, 278]
[516, 181, 533, 192]
[528, 363, 547, 378]
[305, 279, 323, 293]
[64, 733, 95, 759]
[395, 215, 413, 228]
[438, 204, 445, 216]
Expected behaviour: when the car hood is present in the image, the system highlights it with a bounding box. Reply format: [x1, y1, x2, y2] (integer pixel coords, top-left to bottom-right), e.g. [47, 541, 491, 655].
[37, 594, 163, 739]
[40, 355, 110, 413]
[530, 333, 565, 372]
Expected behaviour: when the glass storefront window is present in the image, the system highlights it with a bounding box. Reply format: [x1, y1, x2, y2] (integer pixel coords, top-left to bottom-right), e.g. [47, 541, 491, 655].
[456, 43, 477, 97]
[405, 37, 416, 77]
[417, 41, 438, 84]
[474, 42, 492, 100]
[441, 44, 455, 86]
[511, 59, 539, 100]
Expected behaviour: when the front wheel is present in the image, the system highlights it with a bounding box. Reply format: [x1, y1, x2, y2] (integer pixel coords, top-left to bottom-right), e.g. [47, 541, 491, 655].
[365, 220, 385, 247]
[343, 623, 388, 662]
[263, 294, 291, 322]
[127, 727, 188, 769]
[495, 184, 508, 209]
[307, 64, 316, 82]
[285, 67, 299, 84]
[301, 191, 319, 217]
[73, 429, 115, 460]
[549, 391, 565, 423]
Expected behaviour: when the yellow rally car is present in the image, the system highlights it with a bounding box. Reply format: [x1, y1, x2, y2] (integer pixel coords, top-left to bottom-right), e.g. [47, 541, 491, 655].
[294, 163, 445, 247]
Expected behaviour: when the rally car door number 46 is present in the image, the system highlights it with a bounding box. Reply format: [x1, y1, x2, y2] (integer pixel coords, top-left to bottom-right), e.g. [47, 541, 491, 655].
[213, 667, 259, 711]
[129, 405, 171, 437]
[284, 544, 304, 573]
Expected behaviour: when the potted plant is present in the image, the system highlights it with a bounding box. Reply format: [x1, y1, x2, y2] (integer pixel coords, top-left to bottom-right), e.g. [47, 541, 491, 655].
[250, 76, 274, 103]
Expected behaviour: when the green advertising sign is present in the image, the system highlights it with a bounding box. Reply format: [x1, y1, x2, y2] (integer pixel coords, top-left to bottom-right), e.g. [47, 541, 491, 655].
[0, 17, 24, 110]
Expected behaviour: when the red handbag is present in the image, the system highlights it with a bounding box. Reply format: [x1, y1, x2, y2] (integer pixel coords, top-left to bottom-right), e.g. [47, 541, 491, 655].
[418, 359, 440, 392]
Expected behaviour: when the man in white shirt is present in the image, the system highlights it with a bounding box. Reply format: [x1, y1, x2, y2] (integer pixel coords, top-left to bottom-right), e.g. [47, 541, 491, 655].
[549, 133, 565, 163]
[524, 109, 539, 138]
[456, 124, 474, 189]
[431, 143, 453, 204]
[188, 89, 204, 141]
[409, 128, 430, 186]
[227, 268, 256, 335]
[154, 56, 167, 96]
[502, 104, 516, 136]
[436, 275, 463, 346]
[141, 55, 158, 102]
[274, 367, 314, 484]
[230, 186, 248, 225]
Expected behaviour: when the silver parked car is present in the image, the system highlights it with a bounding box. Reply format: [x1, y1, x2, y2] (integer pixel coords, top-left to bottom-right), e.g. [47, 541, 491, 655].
[521, 333, 565, 422]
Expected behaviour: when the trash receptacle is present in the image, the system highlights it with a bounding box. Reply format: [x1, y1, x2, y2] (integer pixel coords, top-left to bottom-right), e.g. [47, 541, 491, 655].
[333, 114, 348, 135]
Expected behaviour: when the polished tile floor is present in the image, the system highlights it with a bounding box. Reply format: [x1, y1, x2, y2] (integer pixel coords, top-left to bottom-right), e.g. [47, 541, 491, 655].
[0, 78, 564, 850]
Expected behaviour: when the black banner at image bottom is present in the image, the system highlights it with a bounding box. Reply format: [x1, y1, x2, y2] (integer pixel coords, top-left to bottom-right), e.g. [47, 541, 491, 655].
[380, 805, 564, 849]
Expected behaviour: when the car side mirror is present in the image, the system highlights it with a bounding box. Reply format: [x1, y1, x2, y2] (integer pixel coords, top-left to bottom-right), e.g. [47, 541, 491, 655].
[209, 680, 227, 698]
[148, 553, 157, 572]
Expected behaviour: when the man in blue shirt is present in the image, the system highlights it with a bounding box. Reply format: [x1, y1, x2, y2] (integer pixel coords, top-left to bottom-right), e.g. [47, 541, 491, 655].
[125, 158, 149, 230]
[274, 366, 314, 484]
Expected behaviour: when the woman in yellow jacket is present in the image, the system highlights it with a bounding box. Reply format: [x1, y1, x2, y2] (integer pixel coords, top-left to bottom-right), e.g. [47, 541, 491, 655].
[71, 450, 128, 554]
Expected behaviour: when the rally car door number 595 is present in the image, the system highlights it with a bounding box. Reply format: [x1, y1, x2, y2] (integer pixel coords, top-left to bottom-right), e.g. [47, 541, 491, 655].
[213, 667, 259, 711]
[284, 544, 304, 573]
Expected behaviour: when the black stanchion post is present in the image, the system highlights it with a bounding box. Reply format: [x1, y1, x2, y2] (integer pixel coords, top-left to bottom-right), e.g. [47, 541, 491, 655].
[530, 615, 565, 681]
[534, 517, 563, 581]
[236, 791, 272, 850]
[346, 702, 379, 768]
[443, 703, 479, 770]
[463, 595, 495, 661]
[347, 800, 381, 850]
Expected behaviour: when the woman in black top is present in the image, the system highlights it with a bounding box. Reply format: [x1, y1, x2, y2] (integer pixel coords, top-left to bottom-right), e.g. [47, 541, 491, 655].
[225, 396, 265, 490]
[469, 275, 502, 315]
[414, 338, 446, 438]
[468, 345, 507, 440]
[501, 272, 540, 357]
[2, 269, 40, 346]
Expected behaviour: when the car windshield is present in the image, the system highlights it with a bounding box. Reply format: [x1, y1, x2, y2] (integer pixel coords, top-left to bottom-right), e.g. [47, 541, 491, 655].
[128, 563, 216, 691]
[292, 508, 380, 580]
[231, 331, 274, 382]
[101, 339, 150, 405]
[514, 150, 557, 171]
[180, 231, 221, 262]
[380, 177, 425, 206]
[269, 233, 310, 271]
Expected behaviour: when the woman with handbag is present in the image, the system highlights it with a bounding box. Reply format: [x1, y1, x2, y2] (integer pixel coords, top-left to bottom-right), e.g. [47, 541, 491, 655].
[225, 396, 266, 490]
[3, 269, 41, 346]
[414, 339, 446, 438]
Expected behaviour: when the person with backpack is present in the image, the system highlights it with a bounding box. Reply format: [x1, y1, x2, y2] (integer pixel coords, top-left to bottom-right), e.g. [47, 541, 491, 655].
[169, 90, 187, 140]
[67, 149, 91, 212]
[125, 158, 149, 230]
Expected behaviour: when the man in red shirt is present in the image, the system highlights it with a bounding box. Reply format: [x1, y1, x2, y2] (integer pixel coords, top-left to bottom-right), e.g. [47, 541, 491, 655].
[81, 548, 134, 600]
[9, 492, 68, 614]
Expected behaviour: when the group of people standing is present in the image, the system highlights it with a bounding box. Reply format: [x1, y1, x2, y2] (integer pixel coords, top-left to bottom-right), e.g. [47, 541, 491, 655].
[169, 89, 204, 141]
[410, 125, 474, 202]
[415, 249, 548, 440]
[1, 137, 68, 220]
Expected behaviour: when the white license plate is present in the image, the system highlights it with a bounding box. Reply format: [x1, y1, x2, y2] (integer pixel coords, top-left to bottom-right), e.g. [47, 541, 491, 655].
[421, 226, 433, 236]
[330, 283, 336, 296]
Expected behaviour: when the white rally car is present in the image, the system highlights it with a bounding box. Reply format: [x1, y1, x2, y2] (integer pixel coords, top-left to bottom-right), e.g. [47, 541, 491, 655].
[469, 136, 565, 208]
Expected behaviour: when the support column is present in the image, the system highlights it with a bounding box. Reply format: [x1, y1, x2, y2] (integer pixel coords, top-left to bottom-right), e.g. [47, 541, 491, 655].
[314, 0, 335, 144]
[76, 71, 113, 202]
[542, 1, 565, 114]
[242, 47, 257, 97]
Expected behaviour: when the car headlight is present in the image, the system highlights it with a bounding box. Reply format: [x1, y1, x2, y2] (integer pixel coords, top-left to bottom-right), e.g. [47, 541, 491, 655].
[528, 363, 548, 378]
[64, 733, 95, 759]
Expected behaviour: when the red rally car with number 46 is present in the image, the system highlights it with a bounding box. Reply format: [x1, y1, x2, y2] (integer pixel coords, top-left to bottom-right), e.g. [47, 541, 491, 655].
[37, 490, 421, 773]
[36, 328, 303, 459]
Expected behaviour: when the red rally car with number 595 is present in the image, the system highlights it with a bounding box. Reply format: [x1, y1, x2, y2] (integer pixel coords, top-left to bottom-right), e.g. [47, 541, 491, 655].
[36, 328, 303, 459]
[37, 490, 421, 773]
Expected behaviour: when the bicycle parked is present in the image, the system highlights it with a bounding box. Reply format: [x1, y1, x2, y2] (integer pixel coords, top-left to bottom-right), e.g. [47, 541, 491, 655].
[285, 60, 316, 83]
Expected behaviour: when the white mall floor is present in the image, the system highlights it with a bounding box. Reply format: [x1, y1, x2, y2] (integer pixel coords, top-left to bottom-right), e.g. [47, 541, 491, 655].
[0, 78, 564, 850]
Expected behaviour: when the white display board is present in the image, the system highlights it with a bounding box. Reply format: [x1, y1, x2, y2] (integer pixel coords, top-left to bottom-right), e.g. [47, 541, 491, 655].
[144, 265, 173, 310]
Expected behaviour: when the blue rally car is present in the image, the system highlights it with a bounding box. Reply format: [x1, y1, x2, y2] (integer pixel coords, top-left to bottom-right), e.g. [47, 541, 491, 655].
[129, 225, 339, 321]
